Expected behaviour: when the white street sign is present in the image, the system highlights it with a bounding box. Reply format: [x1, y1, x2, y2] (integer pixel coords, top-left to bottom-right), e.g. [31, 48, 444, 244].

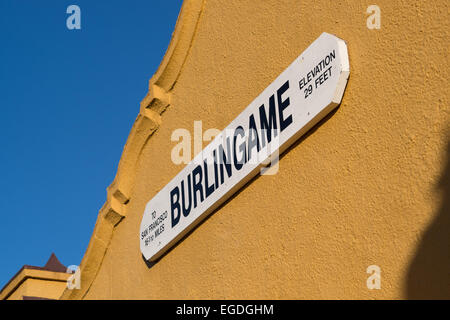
[140, 32, 350, 262]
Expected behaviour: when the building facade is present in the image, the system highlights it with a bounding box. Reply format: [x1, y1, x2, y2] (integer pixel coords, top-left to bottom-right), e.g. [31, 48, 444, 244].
[0, 254, 71, 300]
[56, 0, 448, 299]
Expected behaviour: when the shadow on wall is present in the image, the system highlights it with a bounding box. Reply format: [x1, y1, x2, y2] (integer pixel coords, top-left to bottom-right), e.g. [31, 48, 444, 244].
[406, 137, 450, 299]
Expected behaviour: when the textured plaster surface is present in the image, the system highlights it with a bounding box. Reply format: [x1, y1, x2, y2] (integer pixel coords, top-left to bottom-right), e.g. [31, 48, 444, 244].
[65, 0, 449, 299]
[2, 270, 70, 300]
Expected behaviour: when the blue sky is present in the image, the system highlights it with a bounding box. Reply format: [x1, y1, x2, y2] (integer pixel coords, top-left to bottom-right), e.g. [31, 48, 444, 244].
[0, 0, 182, 289]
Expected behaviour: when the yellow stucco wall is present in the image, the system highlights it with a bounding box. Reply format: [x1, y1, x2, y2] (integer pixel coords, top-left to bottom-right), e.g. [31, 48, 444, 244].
[7, 278, 68, 300]
[62, 0, 449, 299]
[2, 269, 70, 300]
